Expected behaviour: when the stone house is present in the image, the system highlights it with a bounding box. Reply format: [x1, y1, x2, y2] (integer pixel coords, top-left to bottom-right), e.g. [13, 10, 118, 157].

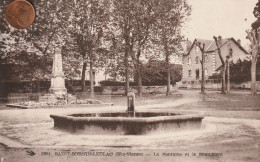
[182, 36, 249, 86]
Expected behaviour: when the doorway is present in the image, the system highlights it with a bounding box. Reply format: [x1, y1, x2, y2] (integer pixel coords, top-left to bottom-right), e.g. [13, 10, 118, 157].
[196, 69, 200, 80]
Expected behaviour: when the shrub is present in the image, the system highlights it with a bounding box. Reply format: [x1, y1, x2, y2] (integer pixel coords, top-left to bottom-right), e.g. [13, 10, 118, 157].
[65, 80, 95, 86]
[111, 86, 119, 92]
[99, 79, 137, 86]
[136, 60, 182, 86]
[99, 80, 124, 86]
[208, 73, 221, 80]
[94, 86, 103, 92]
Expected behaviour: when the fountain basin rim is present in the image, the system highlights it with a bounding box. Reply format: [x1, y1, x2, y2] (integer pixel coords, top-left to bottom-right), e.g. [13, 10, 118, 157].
[50, 113, 204, 123]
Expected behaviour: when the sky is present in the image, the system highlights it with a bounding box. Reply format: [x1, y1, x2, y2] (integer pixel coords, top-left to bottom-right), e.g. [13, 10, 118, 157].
[184, 0, 258, 47]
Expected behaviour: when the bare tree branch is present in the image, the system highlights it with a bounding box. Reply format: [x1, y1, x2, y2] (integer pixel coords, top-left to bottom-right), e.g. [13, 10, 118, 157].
[213, 36, 225, 65]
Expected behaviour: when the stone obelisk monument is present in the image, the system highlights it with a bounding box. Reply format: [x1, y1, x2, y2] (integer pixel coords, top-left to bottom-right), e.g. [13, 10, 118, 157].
[49, 48, 67, 95]
[39, 48, 67, 102]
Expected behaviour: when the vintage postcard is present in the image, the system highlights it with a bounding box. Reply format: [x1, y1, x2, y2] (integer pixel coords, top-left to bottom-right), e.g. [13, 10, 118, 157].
[0, 0, 259, 161]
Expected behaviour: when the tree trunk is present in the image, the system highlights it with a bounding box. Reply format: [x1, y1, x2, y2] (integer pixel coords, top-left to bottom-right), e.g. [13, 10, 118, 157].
[136, 46, 143, 97]
[251, 47, 258, 95]
[197, 42, 206, 94]
[166, 57, 171, 96]
[201, 53, 205, 94]
[36, 80, 40, 93]
[125, 46, 130, 96]
[227, 59, 230, 93]
[222, 64, 227, 94]
[246, 30, 259, 95]
[213, 36, 226, 94]
[162, 29, 171, 96]
[137, 66, 142, 97]
[89, 56, 94, 98]
[81, 61, 87, 92]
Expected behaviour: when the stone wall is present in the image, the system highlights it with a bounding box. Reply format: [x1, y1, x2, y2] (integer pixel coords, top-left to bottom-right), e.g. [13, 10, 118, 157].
[99, 86, 176, 95]
[4, 86, 176, 103]
[177, 80, 260, 91]
[177, 80, 222, 90]
[230, 81, 260, 90]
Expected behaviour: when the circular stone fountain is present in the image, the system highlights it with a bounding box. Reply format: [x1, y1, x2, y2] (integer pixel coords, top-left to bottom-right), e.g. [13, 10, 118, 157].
[50, 111, 204, 135]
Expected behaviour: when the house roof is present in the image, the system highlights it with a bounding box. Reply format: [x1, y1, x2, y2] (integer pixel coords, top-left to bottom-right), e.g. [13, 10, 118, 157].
[184, 38, 249, 56]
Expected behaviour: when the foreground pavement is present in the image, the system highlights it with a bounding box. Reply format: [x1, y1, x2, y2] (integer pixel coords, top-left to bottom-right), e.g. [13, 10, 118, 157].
[0, 90, 259, 162]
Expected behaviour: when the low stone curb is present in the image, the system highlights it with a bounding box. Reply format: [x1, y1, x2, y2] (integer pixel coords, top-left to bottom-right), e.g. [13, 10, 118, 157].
[6, 104, 30, 109]
[6, 103, 114, 109]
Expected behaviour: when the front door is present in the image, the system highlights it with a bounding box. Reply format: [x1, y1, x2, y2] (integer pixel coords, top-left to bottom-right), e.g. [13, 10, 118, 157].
[196, 69, 199, 80]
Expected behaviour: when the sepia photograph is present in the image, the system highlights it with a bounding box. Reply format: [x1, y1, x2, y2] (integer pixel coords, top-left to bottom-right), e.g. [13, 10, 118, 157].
[0, 0, 259, 161]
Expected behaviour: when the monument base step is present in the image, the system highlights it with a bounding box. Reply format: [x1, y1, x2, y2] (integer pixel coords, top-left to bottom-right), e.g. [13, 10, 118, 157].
[39, 93, 76, 103]
[39, 94, 62, 102]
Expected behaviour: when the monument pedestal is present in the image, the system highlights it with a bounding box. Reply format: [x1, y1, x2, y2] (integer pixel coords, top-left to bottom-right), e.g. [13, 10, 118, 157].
[49, 73, 67, 95]
[39, 48, 68, 102]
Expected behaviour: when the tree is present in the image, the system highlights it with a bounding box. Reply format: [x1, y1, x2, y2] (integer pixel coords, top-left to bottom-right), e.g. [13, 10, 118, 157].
[104, 17, 135, 84]
[246, 0, 260, 95]
[141, 59, 182, 86]
[66, 0, 110, 98]
[110, 0, 190, 96]
[226, 51, 232, 93]
[213, 36, 227, 94]
[0, 0, 76, 91]
[246, 29, 259, 95]
[128, 0, 158, 97]
[230, 59, 251, 84]
[104, 40, 132, 82]
[153, 0, 191, 95]
[196, 41, 206, 94]
[112, 0, 137, 95]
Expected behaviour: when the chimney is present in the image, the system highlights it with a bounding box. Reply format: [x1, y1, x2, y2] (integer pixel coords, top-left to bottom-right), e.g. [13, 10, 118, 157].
[186, 39, 192, 52]
[237, 39, 241, 45]
[218, 36, 222, 44]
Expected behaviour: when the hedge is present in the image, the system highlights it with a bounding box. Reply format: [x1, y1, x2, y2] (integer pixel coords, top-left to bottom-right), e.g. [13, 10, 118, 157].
[99, 80, 137, 86]
[99, 79, 170, 86]
[66, 80, 95, 86]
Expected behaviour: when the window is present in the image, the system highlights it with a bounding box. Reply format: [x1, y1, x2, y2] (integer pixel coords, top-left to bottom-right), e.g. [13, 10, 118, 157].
[205, 68, 208, 76]
[212, 52, 216, 70]
[195, 45, 199, 54]
[188, 57, 192, 65]
[196, 69, 199, 80]
[229, 48, 233, 58]
[195, 56, 199, 64]
[188, 70, 192, 77]
[205, 54, 208, 63]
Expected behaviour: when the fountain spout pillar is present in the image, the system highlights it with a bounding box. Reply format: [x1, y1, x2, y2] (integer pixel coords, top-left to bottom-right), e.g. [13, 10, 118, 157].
[127, 92, 135, 117]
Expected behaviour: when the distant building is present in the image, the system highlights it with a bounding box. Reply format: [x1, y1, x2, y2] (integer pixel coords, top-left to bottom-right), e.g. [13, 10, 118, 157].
[182, 36, 249, 83]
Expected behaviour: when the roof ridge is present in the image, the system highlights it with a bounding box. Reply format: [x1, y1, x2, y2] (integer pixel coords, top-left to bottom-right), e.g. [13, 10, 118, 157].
[185, 37, 248, 56]
[205, 41, 214, 51]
